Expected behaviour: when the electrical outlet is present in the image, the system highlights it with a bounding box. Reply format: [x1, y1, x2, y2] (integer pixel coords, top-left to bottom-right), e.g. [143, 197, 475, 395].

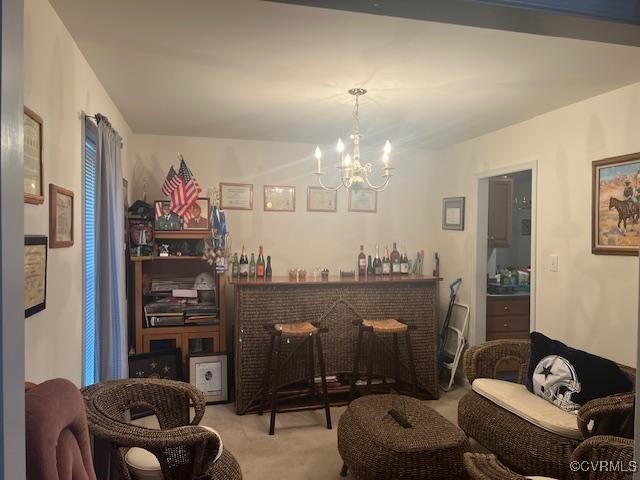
[549, 254, 559, 272]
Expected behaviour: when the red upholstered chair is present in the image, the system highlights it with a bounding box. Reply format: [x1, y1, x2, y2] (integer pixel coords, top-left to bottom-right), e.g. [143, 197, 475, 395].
[26, 378, 97, 480]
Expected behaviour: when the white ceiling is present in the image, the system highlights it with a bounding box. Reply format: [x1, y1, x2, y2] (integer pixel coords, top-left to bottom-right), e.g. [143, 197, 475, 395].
[50, 0, 640, 150]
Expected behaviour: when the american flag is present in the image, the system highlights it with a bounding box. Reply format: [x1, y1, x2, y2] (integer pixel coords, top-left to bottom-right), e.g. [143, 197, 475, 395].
[161, 165, 181, 196]
[170, 158, 202, 220]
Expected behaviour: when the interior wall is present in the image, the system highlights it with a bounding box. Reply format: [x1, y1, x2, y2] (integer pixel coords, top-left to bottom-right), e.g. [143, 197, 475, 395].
[424, 81, 640, 367]
[24, 0, 132, 384]
[129, 135, 430, 277]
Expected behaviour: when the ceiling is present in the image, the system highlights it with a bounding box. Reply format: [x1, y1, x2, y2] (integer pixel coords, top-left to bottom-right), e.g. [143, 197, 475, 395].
[50, 0, 640, 150]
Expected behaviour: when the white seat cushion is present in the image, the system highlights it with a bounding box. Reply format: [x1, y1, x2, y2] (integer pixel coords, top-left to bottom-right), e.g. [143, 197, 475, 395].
[472, 378, 582, 440]
[125, 425, 223, 480]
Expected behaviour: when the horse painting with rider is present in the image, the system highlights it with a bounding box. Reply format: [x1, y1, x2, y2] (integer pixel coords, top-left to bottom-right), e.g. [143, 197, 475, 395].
[595, 156, 640, 252]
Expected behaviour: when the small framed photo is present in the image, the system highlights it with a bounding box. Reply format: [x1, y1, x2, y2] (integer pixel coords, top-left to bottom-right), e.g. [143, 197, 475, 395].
[24, 107, 44, 204]
[188, 353, 229, 404]
[154, 200, 183, 231]
[24, 235, 47, 318]
[220, 182, 253, 210]
[183, 197, 210, 230]
[264, 185, 295, 212]
[348, 189, 377, 213]
[442, 197, 465, 230]
[49, 184, 74, 248]
[307, 187, 337, 212]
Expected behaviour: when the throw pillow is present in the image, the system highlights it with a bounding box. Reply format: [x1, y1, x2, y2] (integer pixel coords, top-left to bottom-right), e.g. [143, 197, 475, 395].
[526, 332, 633, 412]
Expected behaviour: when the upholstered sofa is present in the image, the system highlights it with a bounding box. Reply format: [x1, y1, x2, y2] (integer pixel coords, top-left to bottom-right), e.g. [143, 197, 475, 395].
[458, 340, 635, 480]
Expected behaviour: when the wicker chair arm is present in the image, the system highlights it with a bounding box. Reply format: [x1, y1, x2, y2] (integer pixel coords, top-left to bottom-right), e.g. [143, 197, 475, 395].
[463, 453, 528, 479]
[571, 435, 634, 480]
[463, 340, 531, 384]
[577, 392, 635, 439]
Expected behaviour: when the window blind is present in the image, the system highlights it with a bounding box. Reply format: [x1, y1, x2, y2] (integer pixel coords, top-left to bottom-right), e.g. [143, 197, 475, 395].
[83, 118, 97, 386]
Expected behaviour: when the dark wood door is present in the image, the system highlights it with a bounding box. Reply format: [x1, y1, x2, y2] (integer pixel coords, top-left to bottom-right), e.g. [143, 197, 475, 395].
[488, 177, 514, 248]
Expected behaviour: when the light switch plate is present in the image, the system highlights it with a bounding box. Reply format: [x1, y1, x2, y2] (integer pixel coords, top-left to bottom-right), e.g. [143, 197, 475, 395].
[549, 254, 559, 272]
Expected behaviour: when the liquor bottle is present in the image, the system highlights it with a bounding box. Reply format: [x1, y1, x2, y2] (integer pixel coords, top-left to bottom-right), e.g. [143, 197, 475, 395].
[239, 246, 249, 278]
[373, 245, 383, 275]
[382, 246, 391, 275]
[391, 242, 401, 275]
[249, 253, 256, 278]
[358, 245, 366, 278]
[366, 255, 373, 276]
[265, 256, 272, 278]
[232, 252, 239, 277]
[256, 245, 265, 278]
[400, 248, 409, 275]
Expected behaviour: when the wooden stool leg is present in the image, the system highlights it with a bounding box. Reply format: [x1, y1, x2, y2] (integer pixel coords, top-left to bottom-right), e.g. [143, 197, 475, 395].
[307, 335, 316, 399]
[366, 330, 375, 394]
[259, 332, 276, 416]
[393, 332, 400, 391]
[340, 463, 348, 477]
[405, 330, 418, 396]
[315, 333, 332, 430]
[350, 325, 364, 401]
[269, 334, 283, 435]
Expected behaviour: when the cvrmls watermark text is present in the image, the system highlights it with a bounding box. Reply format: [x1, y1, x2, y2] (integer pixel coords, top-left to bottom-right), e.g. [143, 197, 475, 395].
[570, 460, 637, 473]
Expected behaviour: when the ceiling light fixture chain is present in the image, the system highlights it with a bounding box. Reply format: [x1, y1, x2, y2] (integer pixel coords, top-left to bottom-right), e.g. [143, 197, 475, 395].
[313, 88, 394, 192]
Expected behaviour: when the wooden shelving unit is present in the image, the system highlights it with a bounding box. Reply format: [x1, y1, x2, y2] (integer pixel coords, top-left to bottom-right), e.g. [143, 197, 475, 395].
[154, 230, 210, 240]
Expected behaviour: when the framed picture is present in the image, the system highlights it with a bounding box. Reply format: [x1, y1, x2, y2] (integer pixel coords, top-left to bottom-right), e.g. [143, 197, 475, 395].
[183, 197, 210, 230]
[188, 353, 229, 404]
[154, 200, 183, 231]
[49, 184, 74, 248]
[24, 107, 44, 204]
[24, 235, 47, 318]
[592, 152, 640, 255]
[307, 186, 337, 212]
[264, 185, 295, 212]
[220, 182, 253, 210]
[348, 189, 377, 213]
[442, 197, 465, 230]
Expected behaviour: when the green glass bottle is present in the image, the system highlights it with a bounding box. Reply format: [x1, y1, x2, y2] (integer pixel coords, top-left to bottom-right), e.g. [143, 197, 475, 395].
[232, 252, 239, 277]
[249, 253, 256, 278]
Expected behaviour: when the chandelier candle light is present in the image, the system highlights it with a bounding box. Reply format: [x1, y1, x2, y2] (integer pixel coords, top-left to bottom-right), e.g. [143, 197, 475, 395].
[314, 88, 394, 192]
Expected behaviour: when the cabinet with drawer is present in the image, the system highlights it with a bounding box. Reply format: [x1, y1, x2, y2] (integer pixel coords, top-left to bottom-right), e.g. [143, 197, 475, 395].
[486, 295, 530, 341]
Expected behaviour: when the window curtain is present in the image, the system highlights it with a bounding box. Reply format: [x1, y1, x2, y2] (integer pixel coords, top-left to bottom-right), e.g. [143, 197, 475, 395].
[94, 114, 126, 381]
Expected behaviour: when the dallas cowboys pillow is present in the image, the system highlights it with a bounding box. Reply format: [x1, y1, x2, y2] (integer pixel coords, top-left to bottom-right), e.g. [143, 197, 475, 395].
[526, 332, 632, 412]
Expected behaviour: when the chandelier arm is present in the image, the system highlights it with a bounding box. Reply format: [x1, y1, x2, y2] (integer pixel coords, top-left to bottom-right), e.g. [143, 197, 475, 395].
[363, 173, 392, 192]
[315, 174, 344, 191]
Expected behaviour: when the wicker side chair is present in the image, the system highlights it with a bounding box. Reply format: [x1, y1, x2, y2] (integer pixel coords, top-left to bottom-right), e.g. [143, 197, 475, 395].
[458, 340, 635, 479]
[465, 435, 634, 480]
[82, 378, 242, 480]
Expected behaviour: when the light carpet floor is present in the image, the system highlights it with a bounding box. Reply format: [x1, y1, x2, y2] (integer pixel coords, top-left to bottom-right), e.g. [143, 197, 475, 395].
[137, 387, 470, 480]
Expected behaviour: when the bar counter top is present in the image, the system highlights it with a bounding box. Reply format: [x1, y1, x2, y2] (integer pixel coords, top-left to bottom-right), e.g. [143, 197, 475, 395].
[229, 274, 441, 286]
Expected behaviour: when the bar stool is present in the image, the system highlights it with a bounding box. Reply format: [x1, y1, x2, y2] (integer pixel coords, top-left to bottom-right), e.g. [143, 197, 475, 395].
[350, 318, 418, 398]
[259, 321, 332, 435]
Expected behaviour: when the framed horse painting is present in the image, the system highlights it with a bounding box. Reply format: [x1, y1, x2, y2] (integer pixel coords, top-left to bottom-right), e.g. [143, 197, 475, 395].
[592, 152, 640, 255]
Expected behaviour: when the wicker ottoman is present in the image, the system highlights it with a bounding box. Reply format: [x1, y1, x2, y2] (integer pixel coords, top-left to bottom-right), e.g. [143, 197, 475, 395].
[338, 394, 469, 479]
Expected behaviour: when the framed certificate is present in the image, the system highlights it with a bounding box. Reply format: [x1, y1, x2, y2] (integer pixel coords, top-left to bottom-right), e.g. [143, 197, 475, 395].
[348, 189, 377, 213]
[220, 182, 253, 210]
[49, 184, 74, 248]
[24, 107, 44, 204]
[442, 196, 465, 230]
[307, 187, 337, 212]
[264, 185, 295, 212]
[188, 353, 229, 404]
[24, 235, 47, 318]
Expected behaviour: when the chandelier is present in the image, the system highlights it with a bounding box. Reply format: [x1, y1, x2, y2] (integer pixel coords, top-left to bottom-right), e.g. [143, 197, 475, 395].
[313, 88, 394, 191]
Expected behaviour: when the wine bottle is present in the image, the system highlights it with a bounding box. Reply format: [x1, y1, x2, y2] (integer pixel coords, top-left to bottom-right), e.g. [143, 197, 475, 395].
[400, 248, 409, 275]
[373, 245, 383, 275]
[391, 242, 401, 275]
[382, 246, 391, 275]
[265, 255, 272, 278]
[358, 245, 366, 278]
[249, 253, 256, 278]
[239, 246, 249, 278]
[256, 245, 265, 278]
[367, 255, 373, 276]
[232, 252, 239, 277]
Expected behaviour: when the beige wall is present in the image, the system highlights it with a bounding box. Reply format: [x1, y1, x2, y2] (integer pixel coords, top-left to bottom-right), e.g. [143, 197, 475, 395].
[130, 135, 430, 277]
[24, 0, 132, 384]
[425, 82, 640, 367]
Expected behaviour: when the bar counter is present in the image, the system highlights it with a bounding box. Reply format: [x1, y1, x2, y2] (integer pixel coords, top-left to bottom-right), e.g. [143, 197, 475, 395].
[231, 274, 441, 414]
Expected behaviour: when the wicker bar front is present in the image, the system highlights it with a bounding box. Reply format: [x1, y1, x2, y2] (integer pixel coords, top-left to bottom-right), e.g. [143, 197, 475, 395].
[233, 277, 440, 414]
[338, 394, 469, 479]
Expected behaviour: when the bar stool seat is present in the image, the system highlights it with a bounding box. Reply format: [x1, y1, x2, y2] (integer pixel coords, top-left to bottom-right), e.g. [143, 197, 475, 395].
[362, 318, 408, 334]
[274, 321, 319, 336]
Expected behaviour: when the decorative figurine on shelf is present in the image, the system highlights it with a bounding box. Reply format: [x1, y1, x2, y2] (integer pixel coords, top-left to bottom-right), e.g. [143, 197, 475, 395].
[159, 244, 170, 257]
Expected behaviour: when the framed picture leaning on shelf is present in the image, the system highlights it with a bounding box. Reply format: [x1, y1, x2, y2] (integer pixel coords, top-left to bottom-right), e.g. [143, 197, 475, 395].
[188, 352, 228, 404]
[154, 200, 183, 231]
[183, 197, 210, 230]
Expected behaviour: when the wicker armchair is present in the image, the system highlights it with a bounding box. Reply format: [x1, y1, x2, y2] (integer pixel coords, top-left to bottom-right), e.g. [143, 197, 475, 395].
[464, 436, 634, 480]
[458, 340, 634, 479]
[82, 379, 242, 480]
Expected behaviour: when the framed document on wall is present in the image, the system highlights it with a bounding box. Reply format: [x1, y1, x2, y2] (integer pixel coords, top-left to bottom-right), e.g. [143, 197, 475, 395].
[49, 184, 74, 248]
[348, 189, 377, 213]
[188, 353, 229, 404]
[307, 187, 337, 212]
[264, 185, 295, 212]
[24, 107, 44, 204]
[220, 182, 253, 210]
[24, 235, 47, 318]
